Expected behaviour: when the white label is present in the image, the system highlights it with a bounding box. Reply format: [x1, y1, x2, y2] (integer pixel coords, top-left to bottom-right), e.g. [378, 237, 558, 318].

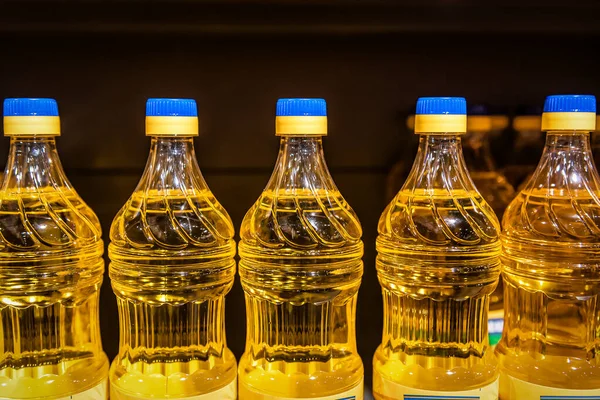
[500, 374, 600, 399]
[110, 378, 236, 400]
[240, 378, 363, 399]
[373, 378, 498, 400]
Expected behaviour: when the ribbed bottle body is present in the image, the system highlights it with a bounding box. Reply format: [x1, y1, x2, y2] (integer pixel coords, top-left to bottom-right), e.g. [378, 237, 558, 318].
[0, 138, 108, 399]
[239, 136, 364, 399]
[109, 136, 237, 399]
[497, 132, 600, 397]
[373, 134, 501, 399]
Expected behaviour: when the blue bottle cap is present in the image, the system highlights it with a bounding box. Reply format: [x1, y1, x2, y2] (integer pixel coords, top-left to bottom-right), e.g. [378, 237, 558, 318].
[543, 95, 596, 113]
[542, 95, 596, 131]
[3, 98, 61, 136]
[145, 98, 199, 136]
[414, 97, 467, 134]
[276, 98, 327, 117]
[3, 98, 59, 116]
[146, 98, 198, 117]
[275, 98, 327, 135]
[416, 97, 466, 115]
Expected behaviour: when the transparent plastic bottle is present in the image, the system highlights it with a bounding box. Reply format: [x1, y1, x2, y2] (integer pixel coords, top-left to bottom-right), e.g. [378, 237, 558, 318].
[496, 95, 600, 398]
[0, 98, 108, 399]
[108, 99, 237, 399]
[238, 98, 364, 399]
[373, 97, 500, 399]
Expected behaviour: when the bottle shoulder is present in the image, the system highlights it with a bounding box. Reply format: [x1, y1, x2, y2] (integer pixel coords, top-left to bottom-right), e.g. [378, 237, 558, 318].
[239, 188, 362, 258]
[0, 186, 103, 256]
[502, 188, 600, 247]
[377, 188, 501, 253]
[109, 189, 235, 255]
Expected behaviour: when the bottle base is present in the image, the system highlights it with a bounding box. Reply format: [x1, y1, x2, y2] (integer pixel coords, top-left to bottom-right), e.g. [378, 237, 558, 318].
[238, 378, 363, 400]
[108, 351, 237, 400]
[110, 377, 237, 400]
[0, 354, 109, 400]
[373, 371, 498, 400]
[499, 372, 600, 400]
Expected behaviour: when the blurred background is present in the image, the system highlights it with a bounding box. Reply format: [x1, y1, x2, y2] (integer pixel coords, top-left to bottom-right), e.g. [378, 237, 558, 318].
[1, 0, 600, 393]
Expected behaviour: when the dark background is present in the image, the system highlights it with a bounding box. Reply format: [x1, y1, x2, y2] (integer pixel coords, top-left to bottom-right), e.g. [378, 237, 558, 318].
[1, 0, 600, 393]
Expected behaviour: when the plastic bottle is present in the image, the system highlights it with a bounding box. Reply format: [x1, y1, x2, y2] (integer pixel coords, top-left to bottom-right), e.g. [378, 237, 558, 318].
[463, 104, 515, 219]
[496, 94, 600, 398]
[373, 97, 500, 399]
[0, 98, 108, 398]
[108, 99, 237, 399]
[504, 105, 544, 191]
[238, 98, 364, 399]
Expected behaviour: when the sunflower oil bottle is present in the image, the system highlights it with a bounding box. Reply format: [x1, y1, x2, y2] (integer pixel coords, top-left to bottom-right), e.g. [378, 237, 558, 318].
[108, 99, 237, 399]
[496, 94, 600, 398]
[0, 98, 108, 398]
[373, 97, 501, 399]
[238, 98, 364, 399]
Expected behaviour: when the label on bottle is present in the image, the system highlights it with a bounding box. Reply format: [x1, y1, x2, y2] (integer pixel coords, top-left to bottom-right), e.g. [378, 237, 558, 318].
[500, 374, 600, 399]
[374, 378, 498, 400]
[110, 378, 237, 400]
[240, 378, 363, 399]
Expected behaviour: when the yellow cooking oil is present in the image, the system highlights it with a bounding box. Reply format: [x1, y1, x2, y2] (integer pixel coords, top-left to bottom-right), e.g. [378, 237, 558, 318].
[108, 99, 237, 399]
[373, 97, 501, 399]
[0, 98, 108, 399]
[496, 95, 600, 399]
[238, 98, 364, 399]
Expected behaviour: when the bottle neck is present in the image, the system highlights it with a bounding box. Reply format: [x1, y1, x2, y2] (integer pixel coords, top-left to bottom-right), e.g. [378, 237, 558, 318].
[404, 134, 477, 192]
[527, 131, 600, 191]
[544, 131, 592, 150]
[463, 131, 496, 172]
[137, 136, 206, 193]
[266, 136, 336, 192]
[2, 136, 71, 191]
